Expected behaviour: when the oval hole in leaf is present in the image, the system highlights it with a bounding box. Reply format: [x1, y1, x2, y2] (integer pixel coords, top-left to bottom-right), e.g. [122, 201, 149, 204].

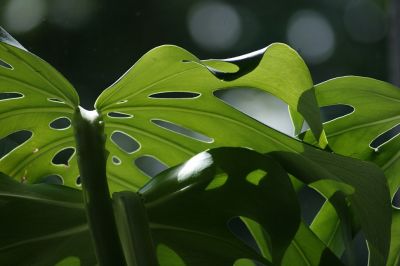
[52, 147, 75, 166]
[42, 174, 63, 185]
[227, 217, 262, 255]
[156, 244, 185, 266]
[298, 185, 326, 226]
[151, 119, 214, 143]
[111, 131, 140, 153]
[0, 59, 12, 69]
[135, 155, 168, 178]
[0, 130, 32, 159]
[205, 172, 228, 190]
[0, 92, 23, 101]
[392, 187, 400, 208]
[320, 104, 355, 123]
[246, 169, 267, 186]
[49, 117, 71, 130]
[76, 176, 81, 186]
[112, 155, 121, 165]
[47, 98, 65, 104]
[214, 88, 294, 136]
[149, 91, 200, 99]
[107, 112, 133, 118]
[370, 124, 400, 150]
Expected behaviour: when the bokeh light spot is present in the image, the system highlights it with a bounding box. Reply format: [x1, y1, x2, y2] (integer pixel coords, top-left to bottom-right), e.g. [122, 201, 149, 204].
[287, 10, 335, 64]
[2, 0, 46, 34]
[344, 0, 387, 43]
[187, 1, 242, 52]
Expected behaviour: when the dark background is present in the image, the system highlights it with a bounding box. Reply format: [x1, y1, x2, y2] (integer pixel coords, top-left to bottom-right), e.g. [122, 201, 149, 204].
[0, 0, 393, 109]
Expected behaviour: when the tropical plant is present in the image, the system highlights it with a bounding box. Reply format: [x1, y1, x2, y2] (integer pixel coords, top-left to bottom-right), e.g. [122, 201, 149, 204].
[0, 26, 398, 266]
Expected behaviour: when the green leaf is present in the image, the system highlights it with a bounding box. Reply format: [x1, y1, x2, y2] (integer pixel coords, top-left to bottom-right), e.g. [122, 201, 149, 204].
[140, 147, 301, 266]
[282, 222, 344, 266]
[0, 27, 80, 187]
[387, 208, 400, 266]
[270, 147, 391, 266]
[94, 43, 325, 191]
[310, 201, 345, 258]
[0, 172, 94, 266]
[304, 76, 400, 197]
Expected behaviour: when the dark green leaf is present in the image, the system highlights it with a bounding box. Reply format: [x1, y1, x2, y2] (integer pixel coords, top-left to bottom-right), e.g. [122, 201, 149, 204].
[140, 147, 301, 266]
[0, 172, 94, 266]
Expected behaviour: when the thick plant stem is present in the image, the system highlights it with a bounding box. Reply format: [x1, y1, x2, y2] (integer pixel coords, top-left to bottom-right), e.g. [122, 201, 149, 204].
[73, 106, 126, 266]
[113, 191, 158, 266]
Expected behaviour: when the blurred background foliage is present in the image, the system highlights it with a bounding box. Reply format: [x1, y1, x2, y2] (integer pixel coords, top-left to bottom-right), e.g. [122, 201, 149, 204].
[0, 0, 393, 111]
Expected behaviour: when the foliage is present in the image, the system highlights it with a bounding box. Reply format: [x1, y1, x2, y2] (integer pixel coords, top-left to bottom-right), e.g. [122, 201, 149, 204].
[0, 27, 398, 265]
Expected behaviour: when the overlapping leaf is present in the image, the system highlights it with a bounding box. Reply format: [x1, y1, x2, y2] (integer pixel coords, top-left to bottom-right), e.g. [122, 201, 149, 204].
[0, 27, 80, 187]
[303, 76, 400, 197]
[0, 144, 391, 265]
[301, 76, 400, 265]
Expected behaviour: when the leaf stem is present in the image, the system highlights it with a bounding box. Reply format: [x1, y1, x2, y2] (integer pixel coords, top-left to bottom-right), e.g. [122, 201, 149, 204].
[113, 191, 158, 266]
[73, 106, 126, 266]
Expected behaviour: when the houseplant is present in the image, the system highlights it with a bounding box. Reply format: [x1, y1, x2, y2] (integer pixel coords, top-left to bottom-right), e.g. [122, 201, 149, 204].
[0, 27, 398, 265]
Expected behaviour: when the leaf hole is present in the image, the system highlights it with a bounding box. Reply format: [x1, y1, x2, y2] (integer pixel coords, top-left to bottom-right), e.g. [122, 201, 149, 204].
[107, 112, 133, 118]
[0, 92, 23, 101]
[298, 185, 326, 226]
[0, 58, 12, 69]
[112, 155, 121, 165]
[156, 244, 185, 266]
[111, 131, 140, 153]
[214, 87, 294, 136]
[320, 104, 355, 123]
[392, 187, 400, 208]
[52, 147, 75, 166]
[47, 98, 65, 104]
[49, 117, 71, 130]
[246, 169, 267, 186]
[205, 172, 228, 190]
[134, 155, 168, 178]
[42, 174, 63, 185]
[148, 91, 200, 99]
[151, 119, 214, 143]
[76, 176, 81, 186]
[369, 124, 400, 150]
[0, 130, 32, 160]
[227, 217, 263, 255]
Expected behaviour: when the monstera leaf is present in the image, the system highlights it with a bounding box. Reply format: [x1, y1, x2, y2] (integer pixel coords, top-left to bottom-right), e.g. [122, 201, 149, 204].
[0, 26, 326, 192]
[303, 76, 400, 197]
[0, 28, 80, 187]
[0, 146, 390, 265]
[94, 43, 326, 191]
[301, 76, 400, 265]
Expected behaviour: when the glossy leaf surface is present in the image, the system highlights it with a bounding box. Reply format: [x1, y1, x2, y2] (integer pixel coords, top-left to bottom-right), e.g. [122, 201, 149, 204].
[95, 44, 325, 191]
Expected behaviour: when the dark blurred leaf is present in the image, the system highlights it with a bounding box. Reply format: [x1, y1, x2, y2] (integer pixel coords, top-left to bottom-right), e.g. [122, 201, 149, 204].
[0, 172, 94, 266]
